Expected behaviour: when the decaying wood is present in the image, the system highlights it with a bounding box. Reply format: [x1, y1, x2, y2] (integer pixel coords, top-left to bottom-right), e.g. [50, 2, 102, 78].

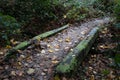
[56, 27, 100, 74]
[4, 24, 69, 60]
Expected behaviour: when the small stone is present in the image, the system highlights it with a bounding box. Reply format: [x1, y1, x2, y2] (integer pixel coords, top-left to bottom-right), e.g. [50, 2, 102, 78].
[41, 50, 45, 54]
[27, 68, 35, 75]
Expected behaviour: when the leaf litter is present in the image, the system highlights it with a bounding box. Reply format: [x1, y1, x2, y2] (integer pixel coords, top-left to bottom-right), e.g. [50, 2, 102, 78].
[0, 18, 111, 80]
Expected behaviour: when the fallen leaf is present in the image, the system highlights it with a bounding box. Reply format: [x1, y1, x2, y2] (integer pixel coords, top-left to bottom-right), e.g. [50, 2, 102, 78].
[18, 62, 22, 66]
[47, 44, 52, 48]
[48, 49, 54, 53]
[41, 72, 46, 76]
[52, 60, 59, 64]
[41, 50, 45, 54]
[0, 52, 4, 55]
[65, 37, 71, 42]
[58, 39, 62, 42]
[10, 39, 19, 45]
[64, 47, 69, 50]
[17, 50, 22, 53]
[27, 68, 35, 75]
[90, 75, 95, 80]
[81, 31, 86, 35]
[16, 71, 24, 76]
[55, 45, 60, 49]
[55, 49, 59, 51]
[63, 15, 67, 18]
[5, 45, 11, 49]
[54, 75, 60, 80]
[11, 71, 16, 76]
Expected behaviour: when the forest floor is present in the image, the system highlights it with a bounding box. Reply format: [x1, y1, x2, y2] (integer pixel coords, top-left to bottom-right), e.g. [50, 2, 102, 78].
[0, 17, 119, 80]
[65, 26, 120, 80]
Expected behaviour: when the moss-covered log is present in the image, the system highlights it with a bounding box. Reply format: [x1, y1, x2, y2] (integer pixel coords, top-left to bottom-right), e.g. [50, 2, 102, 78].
[4, 24, 69, 60]
[56, 27, 100, 74]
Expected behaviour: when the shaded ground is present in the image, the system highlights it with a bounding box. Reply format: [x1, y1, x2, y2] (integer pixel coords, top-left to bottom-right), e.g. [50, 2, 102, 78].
[0, 17, 111, 80]
[64, 26, 120, 80]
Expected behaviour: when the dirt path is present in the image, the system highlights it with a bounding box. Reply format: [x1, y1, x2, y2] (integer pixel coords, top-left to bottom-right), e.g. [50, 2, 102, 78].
[0, 17, 111, 80]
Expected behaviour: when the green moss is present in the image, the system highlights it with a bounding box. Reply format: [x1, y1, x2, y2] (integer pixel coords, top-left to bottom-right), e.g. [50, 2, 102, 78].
[56, 27, 99, 74]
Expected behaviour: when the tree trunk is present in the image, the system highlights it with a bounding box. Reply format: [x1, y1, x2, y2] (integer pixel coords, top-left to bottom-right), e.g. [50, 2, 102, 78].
[4, 24, 69, 61]
[56, 27, 100, 74]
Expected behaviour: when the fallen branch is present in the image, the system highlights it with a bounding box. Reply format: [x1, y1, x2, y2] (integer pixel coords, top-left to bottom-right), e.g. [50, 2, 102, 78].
[4, 24, 69, 61]
[56, 27, 100, 74]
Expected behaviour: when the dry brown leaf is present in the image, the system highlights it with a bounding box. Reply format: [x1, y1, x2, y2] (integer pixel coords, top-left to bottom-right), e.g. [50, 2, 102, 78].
[65, 37, 71, 42]
[55, 45, 60, 49]
[58, 39, 63, 42]
[11, 71, 16, 76]
[27, 68, 35, 75]
[52, 60, 59, 64]
[90, 75, 95, 80]
[5, 45, 12, 49]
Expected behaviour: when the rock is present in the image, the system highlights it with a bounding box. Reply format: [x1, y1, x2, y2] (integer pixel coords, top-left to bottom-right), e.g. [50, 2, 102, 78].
[27, 68, 35, 75]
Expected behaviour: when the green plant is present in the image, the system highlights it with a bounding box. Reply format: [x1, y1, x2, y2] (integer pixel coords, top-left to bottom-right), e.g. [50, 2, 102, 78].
[102, 69, 110, 75]
[0, 13, 20, 45]
[0, 0, 58, 23]
[114, 5, 120, 21]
